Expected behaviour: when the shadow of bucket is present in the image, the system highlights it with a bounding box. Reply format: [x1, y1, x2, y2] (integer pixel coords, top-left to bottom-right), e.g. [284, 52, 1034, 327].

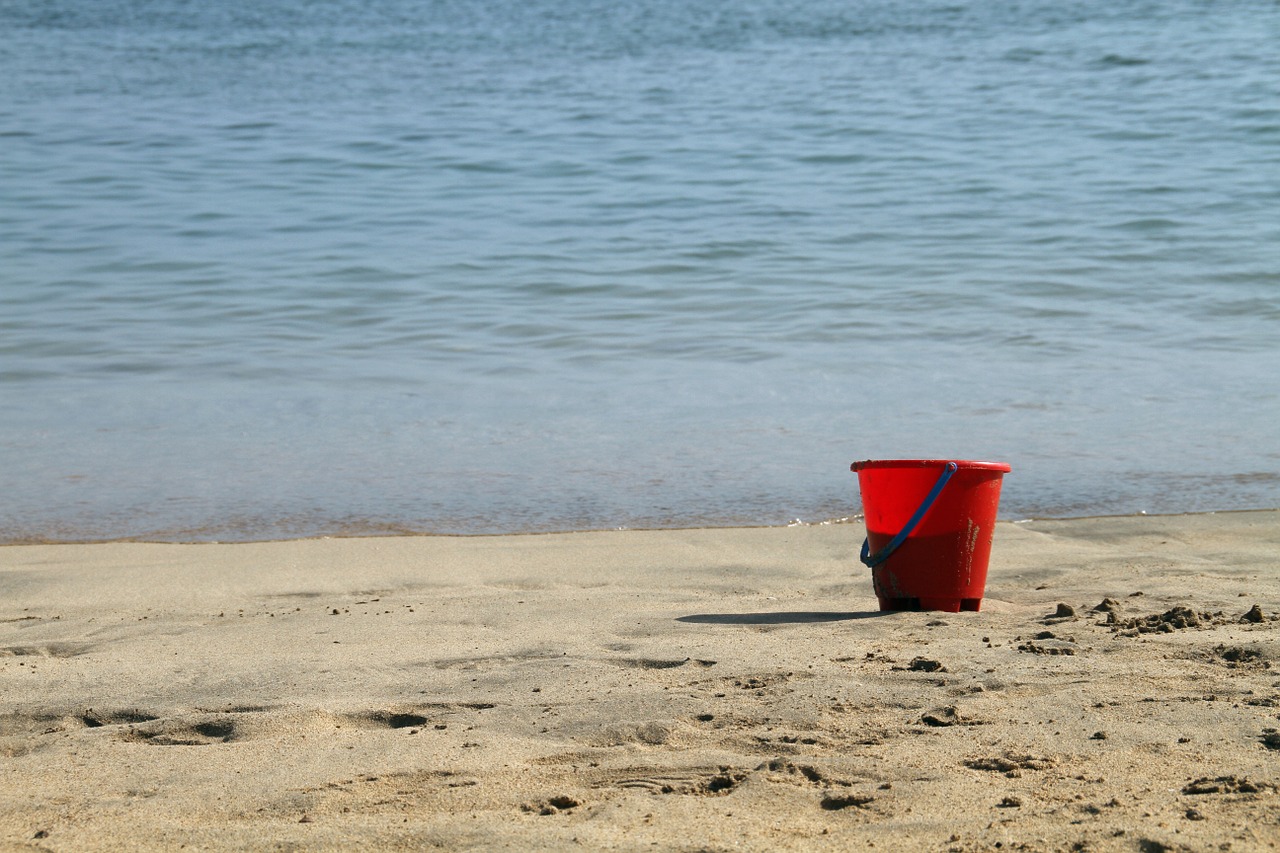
[851, 459, 1011, 612]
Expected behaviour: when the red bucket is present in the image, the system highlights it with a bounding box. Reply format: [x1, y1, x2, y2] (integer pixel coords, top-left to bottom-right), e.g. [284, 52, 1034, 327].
[851, 459, 1011, 612]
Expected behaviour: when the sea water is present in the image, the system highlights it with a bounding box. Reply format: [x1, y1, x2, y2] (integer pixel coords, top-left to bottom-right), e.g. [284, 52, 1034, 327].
[2, 0, 1278, 542]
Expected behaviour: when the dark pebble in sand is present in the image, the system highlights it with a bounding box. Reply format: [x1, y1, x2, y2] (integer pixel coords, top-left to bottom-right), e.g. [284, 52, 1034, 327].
[921, 707, 961, 727]
[820, 794, 874, 811]
[908, 657, 946, 673]
[547, 796, 580, 810]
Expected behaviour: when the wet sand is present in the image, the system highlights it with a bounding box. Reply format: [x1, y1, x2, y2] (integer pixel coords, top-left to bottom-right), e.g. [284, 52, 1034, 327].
[3, 511, 1279, 851]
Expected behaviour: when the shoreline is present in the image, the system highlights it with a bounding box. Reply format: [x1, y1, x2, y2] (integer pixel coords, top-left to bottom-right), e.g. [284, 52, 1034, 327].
[4, 505, 1279, 548]
[3, 511, 1279, 850]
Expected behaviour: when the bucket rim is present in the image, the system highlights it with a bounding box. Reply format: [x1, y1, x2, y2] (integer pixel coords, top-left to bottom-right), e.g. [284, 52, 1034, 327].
[851, 458, 1011, 473]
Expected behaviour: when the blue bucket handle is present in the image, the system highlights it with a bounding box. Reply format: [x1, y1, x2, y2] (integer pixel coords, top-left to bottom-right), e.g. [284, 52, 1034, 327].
[859, 461, 958, 569]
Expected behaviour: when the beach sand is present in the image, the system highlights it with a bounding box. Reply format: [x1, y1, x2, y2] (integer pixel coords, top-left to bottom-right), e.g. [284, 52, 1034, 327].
[2, 511, 1279, 851]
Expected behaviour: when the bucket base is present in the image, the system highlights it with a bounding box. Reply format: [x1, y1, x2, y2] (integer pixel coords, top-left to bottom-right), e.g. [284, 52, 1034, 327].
[878, 596, 982, 613]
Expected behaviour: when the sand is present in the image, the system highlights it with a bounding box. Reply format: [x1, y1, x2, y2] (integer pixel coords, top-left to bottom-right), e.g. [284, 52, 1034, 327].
[2, 511, 1279, 852]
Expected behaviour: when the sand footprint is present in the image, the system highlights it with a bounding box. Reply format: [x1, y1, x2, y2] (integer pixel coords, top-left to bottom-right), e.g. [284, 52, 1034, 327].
[596, 765, 749, 796]
[341, 702, 498, 732]
[118, 717, 240, 746]
[0, 642, 92, 659]
[105, 705, 277, 746]
[609, 657, 717, 670]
